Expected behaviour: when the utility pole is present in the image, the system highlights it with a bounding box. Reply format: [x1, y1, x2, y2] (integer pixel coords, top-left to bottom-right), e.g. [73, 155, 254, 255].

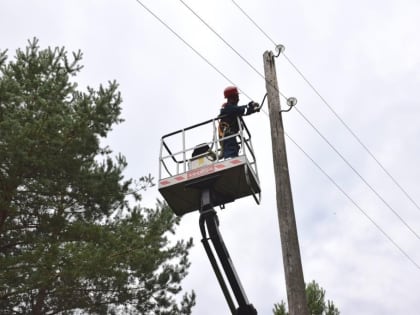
[263, 50, 309, 315]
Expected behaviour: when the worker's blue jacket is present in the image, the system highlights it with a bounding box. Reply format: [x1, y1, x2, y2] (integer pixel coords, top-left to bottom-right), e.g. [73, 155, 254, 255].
[219, 102, 249, 158]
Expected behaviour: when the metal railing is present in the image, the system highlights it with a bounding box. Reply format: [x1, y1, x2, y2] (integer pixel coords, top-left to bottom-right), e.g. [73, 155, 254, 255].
[159, 115, 258, 182]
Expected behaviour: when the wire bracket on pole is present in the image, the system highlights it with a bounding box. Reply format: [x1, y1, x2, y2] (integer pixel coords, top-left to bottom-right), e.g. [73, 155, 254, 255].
[280, 97, 297, 113]
[275, 44, 285, 57]
[256, 93, 268, 112]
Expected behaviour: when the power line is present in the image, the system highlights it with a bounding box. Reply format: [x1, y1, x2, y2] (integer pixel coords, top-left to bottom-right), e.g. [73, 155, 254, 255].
[259, 108, 420, 270]
[294, 106, 420, 241]
[177, 0, 289, 101]
[260, 104, 420, 270]
[283, 54, 420, 213]
[178, 1, 262, 83]
[231, 0, 277, 47]
[230, 0, 420, 214]
[133, 0, 252, 100]
[177, 0, 420, 243]
[284, 129, 420, 271]
[132, 0, 420, 271]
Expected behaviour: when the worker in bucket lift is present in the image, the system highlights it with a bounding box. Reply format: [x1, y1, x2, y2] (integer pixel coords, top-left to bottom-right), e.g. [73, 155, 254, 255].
[218, 86, 259, 159]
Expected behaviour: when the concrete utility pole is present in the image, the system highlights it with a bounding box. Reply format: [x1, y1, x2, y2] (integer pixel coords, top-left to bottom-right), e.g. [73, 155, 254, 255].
[263, 50, 309, 315]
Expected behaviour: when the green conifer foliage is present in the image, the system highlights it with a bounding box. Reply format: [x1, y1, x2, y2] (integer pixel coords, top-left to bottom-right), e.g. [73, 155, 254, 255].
[0, 38, 195, 315]
[273, 281, 339, 315]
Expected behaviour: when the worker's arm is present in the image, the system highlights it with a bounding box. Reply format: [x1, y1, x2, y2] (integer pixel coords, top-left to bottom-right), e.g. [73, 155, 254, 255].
[220, 105, 247, 116]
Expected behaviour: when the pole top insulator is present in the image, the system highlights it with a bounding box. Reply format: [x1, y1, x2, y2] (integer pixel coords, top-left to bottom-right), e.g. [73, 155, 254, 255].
[275, 44, 285, 57]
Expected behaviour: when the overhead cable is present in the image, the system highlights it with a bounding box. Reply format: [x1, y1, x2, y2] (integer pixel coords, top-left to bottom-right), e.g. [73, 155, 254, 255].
[295, 106, 420, 241]
[133, 0, 252, 100]
[177, 0, 288, 100]
[231, 0, 277, 46]
[177, 0, 420, 242]
[284, 130, 420, 271]
[230, 0, 420, 214]
[133, 0, 420, 271]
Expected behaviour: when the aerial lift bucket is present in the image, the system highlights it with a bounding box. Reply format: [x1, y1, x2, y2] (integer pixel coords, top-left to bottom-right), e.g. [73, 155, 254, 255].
[159, 116, 260, 216]
[158, 115, 260, 315]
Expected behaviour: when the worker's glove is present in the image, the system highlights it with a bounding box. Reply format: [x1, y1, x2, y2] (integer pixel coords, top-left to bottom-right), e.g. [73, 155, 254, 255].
[253, 102, 260, 112]
[247, 101, 260, 114]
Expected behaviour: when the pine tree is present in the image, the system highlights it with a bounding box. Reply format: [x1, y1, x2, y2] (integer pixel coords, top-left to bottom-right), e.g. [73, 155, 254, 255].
[0, 38, 195, 315]
[273, 281, 339, 315]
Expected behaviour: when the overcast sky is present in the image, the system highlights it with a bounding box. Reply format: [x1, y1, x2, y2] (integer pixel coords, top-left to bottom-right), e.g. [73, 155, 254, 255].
[2, 0, 420, 314]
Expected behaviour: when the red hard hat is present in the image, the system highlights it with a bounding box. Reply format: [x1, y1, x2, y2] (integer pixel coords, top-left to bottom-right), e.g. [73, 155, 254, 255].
[224, 86, 239, 98]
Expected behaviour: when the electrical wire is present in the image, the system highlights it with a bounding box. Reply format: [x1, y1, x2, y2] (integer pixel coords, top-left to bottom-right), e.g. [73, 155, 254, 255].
[294, 106, 420, 240]
[176, 0, 420, 244]
[132, 0, 420, 271]
[133, 0, 253, 100]
[284, 129, 420, 270]
[283, 53, 420, 213]
[178, 0, 261, 79]
[230, 0, 420, 214]
[177, 0, 288, 101]
[258, 108, 420, 270]
[231, 0, 277, 47]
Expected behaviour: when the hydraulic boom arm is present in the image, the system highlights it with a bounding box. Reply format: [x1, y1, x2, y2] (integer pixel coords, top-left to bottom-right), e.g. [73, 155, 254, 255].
[199, 188, 257, 315]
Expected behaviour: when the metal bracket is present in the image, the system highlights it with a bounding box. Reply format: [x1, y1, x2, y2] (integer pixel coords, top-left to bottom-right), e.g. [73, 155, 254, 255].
[275, 44, 285, 57]
[280, 97, 297, 113]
